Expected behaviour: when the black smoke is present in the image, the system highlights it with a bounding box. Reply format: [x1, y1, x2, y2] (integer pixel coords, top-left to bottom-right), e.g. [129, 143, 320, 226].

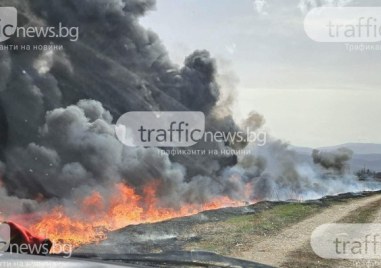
[312, 148, 353, 174]
[0, 0, 378, 217]
[0, 0, 244, 213]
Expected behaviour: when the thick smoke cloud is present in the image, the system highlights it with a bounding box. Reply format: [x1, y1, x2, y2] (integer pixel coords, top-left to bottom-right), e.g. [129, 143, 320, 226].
[0, 0, 378, 218]
[0, 0, 242, 214]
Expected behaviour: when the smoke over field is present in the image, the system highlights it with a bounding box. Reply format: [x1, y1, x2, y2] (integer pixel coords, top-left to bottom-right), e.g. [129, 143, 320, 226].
[0, 0, 379, 247]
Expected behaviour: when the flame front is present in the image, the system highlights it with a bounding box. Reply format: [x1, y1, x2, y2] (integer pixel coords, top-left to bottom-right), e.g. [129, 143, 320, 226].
[25, 182, 249, 251]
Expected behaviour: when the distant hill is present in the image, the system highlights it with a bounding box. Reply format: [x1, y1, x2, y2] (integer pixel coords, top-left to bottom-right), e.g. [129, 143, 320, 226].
[319, 143, 381, 155]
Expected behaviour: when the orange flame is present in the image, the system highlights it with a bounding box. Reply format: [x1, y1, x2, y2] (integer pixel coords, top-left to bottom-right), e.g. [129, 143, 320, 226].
[26, 182, 250, 251]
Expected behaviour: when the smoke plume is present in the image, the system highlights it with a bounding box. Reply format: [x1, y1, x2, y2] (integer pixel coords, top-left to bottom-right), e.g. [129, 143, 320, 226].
[312, 148, 353, 174]
[0, 0, 378, 219]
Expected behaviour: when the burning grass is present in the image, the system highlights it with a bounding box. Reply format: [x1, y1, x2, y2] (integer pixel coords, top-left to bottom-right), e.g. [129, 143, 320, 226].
[20, 182, 248, 252]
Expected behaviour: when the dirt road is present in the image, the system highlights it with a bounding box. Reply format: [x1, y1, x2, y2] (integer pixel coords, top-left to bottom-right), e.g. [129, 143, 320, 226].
[238, 194, 381, 267]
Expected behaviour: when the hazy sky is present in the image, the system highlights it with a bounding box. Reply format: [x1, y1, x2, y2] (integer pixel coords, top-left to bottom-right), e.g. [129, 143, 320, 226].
[140, 0, 381, 147]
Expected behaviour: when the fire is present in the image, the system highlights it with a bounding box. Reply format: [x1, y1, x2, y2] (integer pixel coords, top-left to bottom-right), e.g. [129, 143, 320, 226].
[25, 182, 249, 251]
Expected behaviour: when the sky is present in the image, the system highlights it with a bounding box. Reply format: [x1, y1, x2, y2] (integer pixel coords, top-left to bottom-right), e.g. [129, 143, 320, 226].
[140, 0, 381, 148]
